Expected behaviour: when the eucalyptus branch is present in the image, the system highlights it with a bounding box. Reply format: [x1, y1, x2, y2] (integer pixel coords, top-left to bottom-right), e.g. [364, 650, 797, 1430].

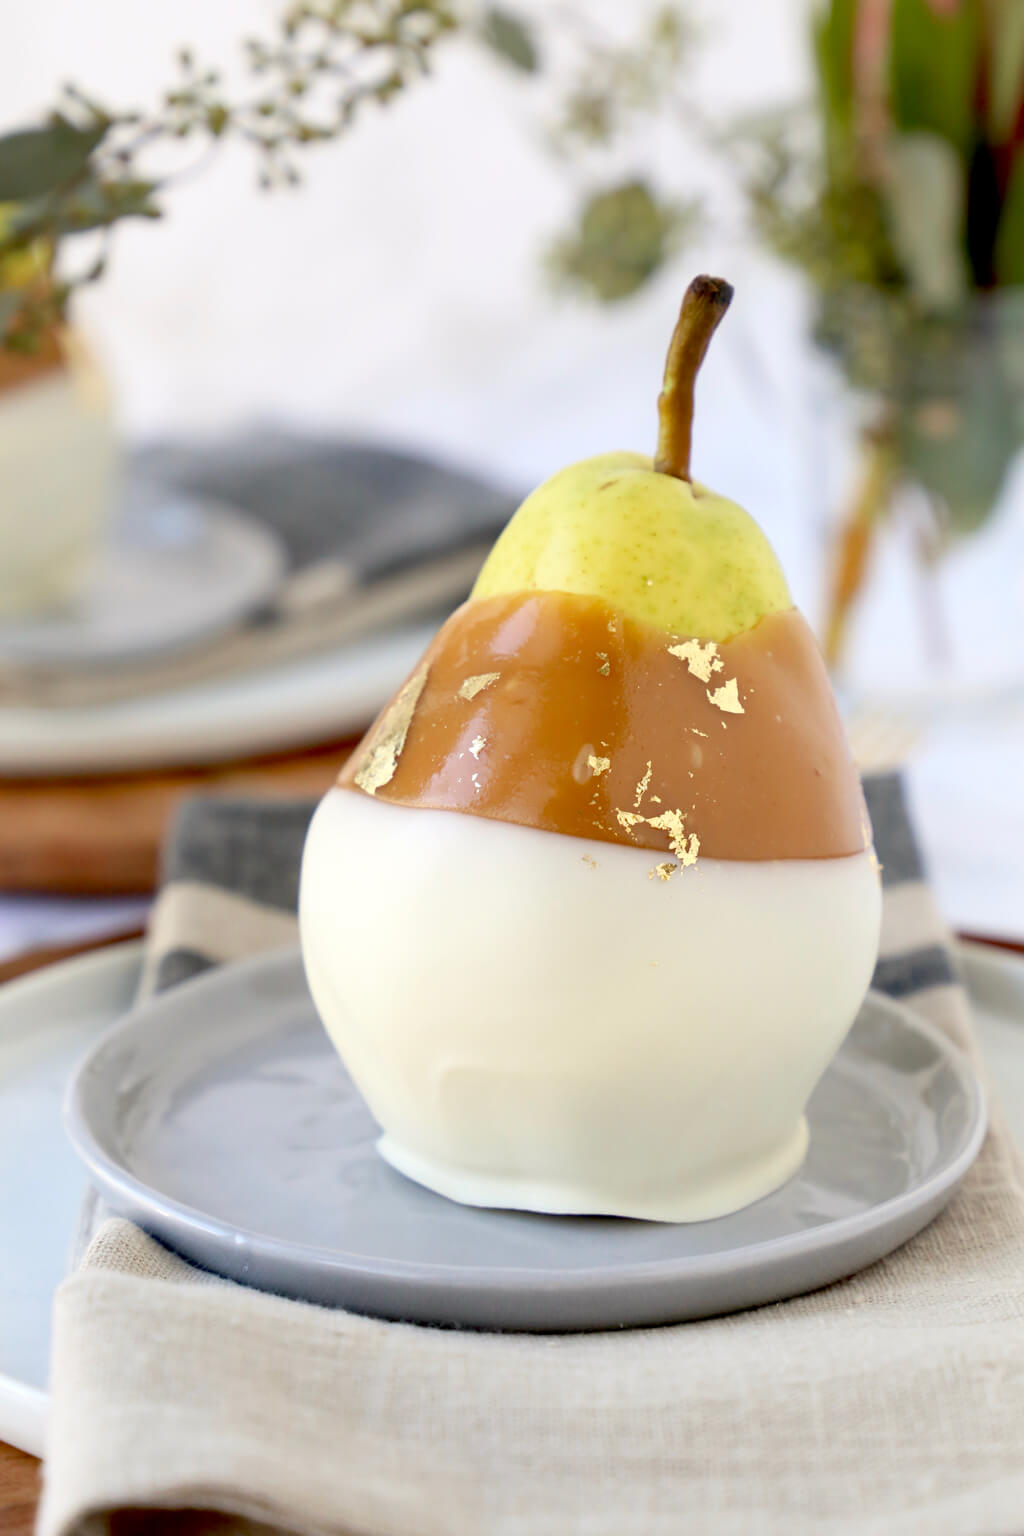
[0, 0, 458, 349]
[547, 3, 696, 153]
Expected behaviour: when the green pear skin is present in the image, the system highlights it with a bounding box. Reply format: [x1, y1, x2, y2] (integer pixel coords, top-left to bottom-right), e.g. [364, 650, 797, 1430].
[472, 451, 791, 641]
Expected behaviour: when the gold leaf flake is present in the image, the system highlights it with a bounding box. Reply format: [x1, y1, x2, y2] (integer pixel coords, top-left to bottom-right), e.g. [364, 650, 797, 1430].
[596, 651, 610, 677]
[668, 638, 723, 683]
[574, 744, 609, 783]
[634, 760, 653, 808]
[690, 727, 708, 739]
[615, 805, 699, 868]
[582, 853, 599, 869]
[647, 808, 700, 866]
[353, 664, 429, 795]
[469, 735, 486, 759]
[706, 678, 744, 714]
[648, 861, 678, 882]
[459, 671, 500, 701]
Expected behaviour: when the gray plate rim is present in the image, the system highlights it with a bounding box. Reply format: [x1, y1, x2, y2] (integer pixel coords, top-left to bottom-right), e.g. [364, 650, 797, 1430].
[0, 495, 285, 667]
[63, 947, 988, 1299]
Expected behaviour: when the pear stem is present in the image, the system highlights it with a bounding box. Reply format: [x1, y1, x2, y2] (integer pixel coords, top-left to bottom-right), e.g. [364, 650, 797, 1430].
[654, 275, 734, 482]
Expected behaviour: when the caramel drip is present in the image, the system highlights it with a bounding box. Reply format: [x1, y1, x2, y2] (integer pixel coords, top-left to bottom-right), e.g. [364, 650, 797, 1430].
[339, 592, 870, 862]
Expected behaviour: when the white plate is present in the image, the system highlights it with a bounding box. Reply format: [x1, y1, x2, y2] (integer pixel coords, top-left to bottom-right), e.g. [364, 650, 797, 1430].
[0, 943, 140, 1456]
[1, 939, 1021, 1457]
[0, 622, 435, 777]
[0, 499, 284, 668]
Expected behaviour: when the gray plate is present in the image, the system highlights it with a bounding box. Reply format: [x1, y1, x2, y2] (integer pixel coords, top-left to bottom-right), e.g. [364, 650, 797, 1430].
[65, 949, 986, 1332]
[0, 498, 284, 667]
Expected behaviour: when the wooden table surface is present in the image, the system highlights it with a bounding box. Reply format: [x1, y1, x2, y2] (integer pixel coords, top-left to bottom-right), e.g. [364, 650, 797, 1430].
[0, 737, 356, 896]
[2, 930, 1021, 1536]
[0, 1444, 39, 1536]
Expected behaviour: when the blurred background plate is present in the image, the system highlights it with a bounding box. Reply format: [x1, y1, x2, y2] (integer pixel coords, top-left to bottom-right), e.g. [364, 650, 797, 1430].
[0, 498, 285, 668]
[0, 620, 434, 777]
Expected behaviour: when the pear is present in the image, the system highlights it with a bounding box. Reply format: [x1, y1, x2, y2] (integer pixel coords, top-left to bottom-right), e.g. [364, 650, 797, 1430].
[475, 279, 789, 639]
[300, 276, 881, 1224]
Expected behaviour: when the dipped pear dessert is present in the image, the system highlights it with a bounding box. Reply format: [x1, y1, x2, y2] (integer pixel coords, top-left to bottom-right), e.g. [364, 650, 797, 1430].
[300, 277, 881, 1222]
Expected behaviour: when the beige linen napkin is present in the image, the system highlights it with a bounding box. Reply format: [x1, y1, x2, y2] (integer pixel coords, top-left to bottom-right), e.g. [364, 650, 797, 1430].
[40, 777, 1024, 1536]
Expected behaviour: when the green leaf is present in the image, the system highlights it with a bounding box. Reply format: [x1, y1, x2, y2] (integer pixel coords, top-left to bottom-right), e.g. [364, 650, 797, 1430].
[480, 8, 539, 73]
[987, 0, 1024, 142]
[995, 288, 1024, 396]
[898, 312, 1020, 533]
[1, 199, 56, 238]
[548, 180, 689, 303]
[11, 176, 162, 238]
[813, 0, 857, 147]
[995, 149, 1024, 283]
[889, 0, 980, 158]
[814, 284, 904, 395]
[881, 132, 967, 308]
[0, 117, 106, 201]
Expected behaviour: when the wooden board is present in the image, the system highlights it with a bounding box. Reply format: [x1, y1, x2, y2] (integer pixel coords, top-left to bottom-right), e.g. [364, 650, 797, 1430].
[0, 1438, 38, 1535]
[0, 739, 356, 896]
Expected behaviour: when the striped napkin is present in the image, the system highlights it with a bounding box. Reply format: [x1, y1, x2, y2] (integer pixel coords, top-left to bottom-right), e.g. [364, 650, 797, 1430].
[41, 774, 1024, 1536]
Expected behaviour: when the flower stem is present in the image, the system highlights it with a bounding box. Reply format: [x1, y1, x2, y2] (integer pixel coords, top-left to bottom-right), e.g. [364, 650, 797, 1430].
[824, 421, 896, 667]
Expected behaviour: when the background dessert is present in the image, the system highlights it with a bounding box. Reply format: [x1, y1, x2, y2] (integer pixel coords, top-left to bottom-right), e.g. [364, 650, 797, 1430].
[0, 329, 116, 619]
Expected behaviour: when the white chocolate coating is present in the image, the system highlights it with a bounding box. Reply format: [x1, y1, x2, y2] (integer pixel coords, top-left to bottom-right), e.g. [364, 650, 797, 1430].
[300, 789, 882, 1222]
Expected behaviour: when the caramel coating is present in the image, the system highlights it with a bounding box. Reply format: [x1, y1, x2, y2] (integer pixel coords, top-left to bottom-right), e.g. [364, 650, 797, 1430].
[340, 591, 869, 862]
